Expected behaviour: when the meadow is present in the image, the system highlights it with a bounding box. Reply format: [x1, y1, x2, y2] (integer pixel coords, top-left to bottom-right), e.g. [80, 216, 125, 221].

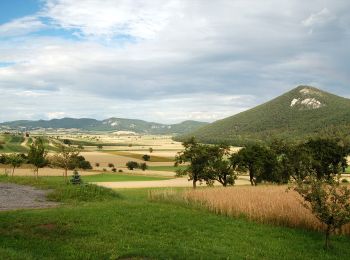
[1, 176, 350, 259]
[1, 133, 350, 259]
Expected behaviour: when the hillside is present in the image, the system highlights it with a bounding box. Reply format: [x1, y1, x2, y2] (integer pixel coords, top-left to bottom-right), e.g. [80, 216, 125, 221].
[0, 117, 208, 135]
[177, 86, 350, 145]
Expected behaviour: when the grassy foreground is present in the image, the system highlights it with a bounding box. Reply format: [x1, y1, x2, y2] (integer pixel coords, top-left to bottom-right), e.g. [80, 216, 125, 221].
[0, 178, 350, 259]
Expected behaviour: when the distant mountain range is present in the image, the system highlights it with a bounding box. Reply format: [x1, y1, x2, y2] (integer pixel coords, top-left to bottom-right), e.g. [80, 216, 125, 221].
[0, 117, 208, 135]
[177, 86, 350, 145]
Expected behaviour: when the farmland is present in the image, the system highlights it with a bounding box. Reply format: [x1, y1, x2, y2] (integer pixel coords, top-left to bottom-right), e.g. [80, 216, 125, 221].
[1, 133, 350, 259]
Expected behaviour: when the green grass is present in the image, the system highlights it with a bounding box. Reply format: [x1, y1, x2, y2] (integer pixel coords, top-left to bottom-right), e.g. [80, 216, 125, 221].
[106, 151, 174, 162]
[0, 177, 350, 259]
[346, 167, 350, 173]
[148, 165, 187, 172]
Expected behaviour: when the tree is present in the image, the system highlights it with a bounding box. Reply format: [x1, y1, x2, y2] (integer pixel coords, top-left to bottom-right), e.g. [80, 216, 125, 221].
[28, 138, 47, 178]
[51, 144, 80, 181]
[175, 137, 212, 189]
[142, 154, 151, 161]
[302, 138, 348, 180]
[6, 153, 25, 176]
[293, 175, 350, 249]
[149, 147, 153, 153]
[204, 144, 237, 187]
[97, 144, 103, 150]
[235, 144, 279, 186]
[126, 161, 139, 170]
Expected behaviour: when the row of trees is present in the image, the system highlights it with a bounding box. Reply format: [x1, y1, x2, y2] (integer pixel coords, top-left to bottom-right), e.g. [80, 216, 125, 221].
[0, 138, 92, 180]
[175, 137, 350, 249]
[175, 137, 349, 188]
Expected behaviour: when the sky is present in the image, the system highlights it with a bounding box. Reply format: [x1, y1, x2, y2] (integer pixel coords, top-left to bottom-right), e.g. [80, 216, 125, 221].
[0, 0, 349, 123]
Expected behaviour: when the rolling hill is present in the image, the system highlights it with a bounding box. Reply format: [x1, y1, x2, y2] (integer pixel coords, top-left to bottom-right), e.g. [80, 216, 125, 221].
[177, 86, 350, 145]
[0, 117, 208, 135]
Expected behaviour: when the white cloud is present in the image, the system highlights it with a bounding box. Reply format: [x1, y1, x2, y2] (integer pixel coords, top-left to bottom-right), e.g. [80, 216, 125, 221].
[0, 0, 349, 123]
[42, 0, 183, 39]
[0, 16, 46, 37]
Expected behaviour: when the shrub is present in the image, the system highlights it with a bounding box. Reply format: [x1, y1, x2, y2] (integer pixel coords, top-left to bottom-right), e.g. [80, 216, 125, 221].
[140, 162, 148, 171]
[112, 167, 117, 172]
[126, 161, 139, 170]
[142, 154, 151, 161]
[47, 184, 119, 202]
[118, 169, 123, 173]
[108, 163, 114, 168]
[95, 162, 100, 167]
[342, 178, 349, 183]
[102, 168, 107, 172]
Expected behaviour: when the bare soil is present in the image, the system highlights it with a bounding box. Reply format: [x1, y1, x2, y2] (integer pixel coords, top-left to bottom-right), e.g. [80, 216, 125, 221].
[0, 183, 59, 211]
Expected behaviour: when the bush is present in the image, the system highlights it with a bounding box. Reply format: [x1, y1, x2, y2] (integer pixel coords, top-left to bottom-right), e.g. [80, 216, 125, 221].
[142, 154, 151, 161]
[342, 178, 349, 183]
[126, 161, 139, 170]
[140, 162, 148, 171]
[108, 163, 114, 168]
[95, 162, 100, 167]
[118, 169, 123, 173]
[102, 168, 107, 172]
[112, 167, 117, 172]
[47, 184, 119, 202]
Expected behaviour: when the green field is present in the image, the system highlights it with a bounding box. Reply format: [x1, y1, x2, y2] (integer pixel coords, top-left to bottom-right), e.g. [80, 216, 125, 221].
[148, 165, 187, 172]
[0, 134, 27, 153]
[0, 176, 349, 259]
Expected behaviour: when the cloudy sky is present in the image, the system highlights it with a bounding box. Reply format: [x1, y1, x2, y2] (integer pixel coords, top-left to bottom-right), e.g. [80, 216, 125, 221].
[0, 0, 349, 123]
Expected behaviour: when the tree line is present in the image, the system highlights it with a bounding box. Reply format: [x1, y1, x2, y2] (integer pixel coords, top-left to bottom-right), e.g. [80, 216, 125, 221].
[0, 138, 92, 179]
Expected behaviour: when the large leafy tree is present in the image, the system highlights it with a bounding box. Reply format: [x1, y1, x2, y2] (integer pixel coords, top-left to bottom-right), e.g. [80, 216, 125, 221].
[175, 137, 212, 189]
[204, 144, 237, 187]
[28, 138, 47, 177]
[234, 144, 279, 185]
[302, 138, 348, 180]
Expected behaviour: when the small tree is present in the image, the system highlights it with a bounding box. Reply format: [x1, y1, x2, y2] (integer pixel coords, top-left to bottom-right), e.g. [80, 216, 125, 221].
[6, 153, 25, 176]
[51, 144, 80, 181]
[142, 154, 151, 161]
[28, 138, 47, 178]
[149, 147, 153, 153]
[140, 162, 147, 171]
[108, 163, 114, 168]
[126, 161, 139, 170]
[97, 144, 103, 150]
[293, 175, 350, 249]
[70, 169, 82, 185]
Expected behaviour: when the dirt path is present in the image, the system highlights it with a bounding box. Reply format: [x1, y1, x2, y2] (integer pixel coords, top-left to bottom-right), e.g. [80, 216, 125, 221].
[94, 176, 251, 189]
[0, 183, 58, 211]
[20, 137, 28, 148]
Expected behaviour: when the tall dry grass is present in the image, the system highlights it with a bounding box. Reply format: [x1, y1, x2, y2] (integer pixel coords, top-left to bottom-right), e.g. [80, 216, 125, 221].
[149, 186, 350, 235]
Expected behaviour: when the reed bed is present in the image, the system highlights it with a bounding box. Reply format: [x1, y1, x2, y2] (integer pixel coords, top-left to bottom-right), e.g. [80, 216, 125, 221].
[149, 186, 350, 235]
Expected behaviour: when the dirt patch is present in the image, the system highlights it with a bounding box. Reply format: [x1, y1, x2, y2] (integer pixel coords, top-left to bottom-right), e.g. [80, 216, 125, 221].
[0, 183, 59, 211]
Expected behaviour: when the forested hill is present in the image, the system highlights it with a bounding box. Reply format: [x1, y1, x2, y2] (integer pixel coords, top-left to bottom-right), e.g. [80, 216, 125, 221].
[0, 117, 208, 135]
[176, 86, 350, 145]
